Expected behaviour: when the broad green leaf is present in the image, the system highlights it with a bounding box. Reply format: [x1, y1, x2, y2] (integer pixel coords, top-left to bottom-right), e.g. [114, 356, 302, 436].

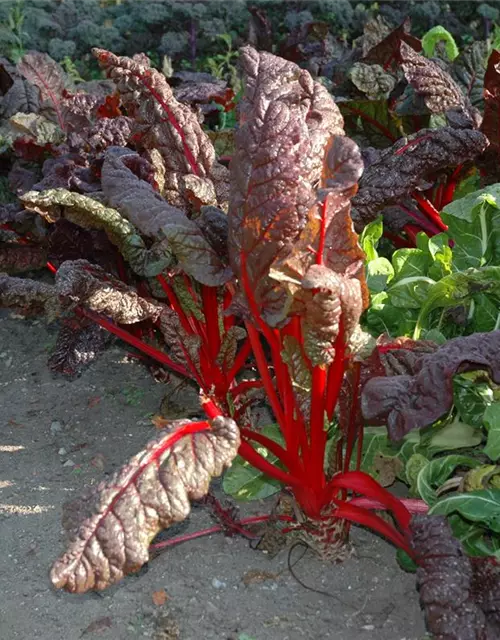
[442, 186, 500, 270]
[470, 292, 500, 333]
[366, 257, 394, 293]
[413, 266, 500, 338]
[416, 455, 480, 506]
[391, 248, 430, 282]
[427, 417, 482, 455]
[453, 373, 494, 427]
[484, 402, 500, 461]
[448, 513, 500, 557]
[223, 425, 284, 501]
[429, 489, 500, 533]
[360, 217, 383, 261]
[405, 453, 429, 495]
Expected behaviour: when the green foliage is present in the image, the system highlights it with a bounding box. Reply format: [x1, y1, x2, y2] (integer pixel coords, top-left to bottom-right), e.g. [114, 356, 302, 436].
[421, 26, 459, 61]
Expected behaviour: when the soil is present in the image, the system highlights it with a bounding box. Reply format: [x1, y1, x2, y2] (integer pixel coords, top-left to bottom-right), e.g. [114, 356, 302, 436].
[0, 312, 426, 640]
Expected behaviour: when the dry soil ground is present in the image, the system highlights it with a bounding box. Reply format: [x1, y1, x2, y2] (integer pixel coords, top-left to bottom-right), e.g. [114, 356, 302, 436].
[0, 312, 426, 640]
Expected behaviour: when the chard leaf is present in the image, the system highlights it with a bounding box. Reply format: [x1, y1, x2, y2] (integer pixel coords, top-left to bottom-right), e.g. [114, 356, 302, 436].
[348, 63, 396, 100]
[102, 149, 231, 285]
[22, 188, 172, 277]
[484, 403, 500, 461]
[442, 187, 500, 270]
[17, 51, 68, 130]
[400, 41, 466, 114]
[362, 18, 421, 69]
[421, 26, 459, 61]
[362, 332, 500, 440]
[55, 259, 162, 324]
[448, 513, 500, 557]
[228, 46, 344, 324]
[452, 41, 491, 107]
[410, 514, 500, 638]
[453, 373, 494, 427]
[360, 216, 383, 261]
[93, 48, 228, 210]
[429, 490, 500, 533]
[352, 127, 488, 227]
[48, 317, 111, 379]
[417, 455, 480, 507]
[50, 417, 240, 592]
[481, 50, 500, 158]
[0, 243, 48, 274]
[366, 257, 393, 294]
[0, 273, 60, 319]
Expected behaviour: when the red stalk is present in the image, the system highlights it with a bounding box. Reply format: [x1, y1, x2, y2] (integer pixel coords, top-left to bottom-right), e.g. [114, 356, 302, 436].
[230, 379, 263, 399]
[350, 497, 428, 514]
[325, 328, 346, 421]
[332, 502, 413, 557]
[240, 428, 303, 476]
[237, 440, 302, 488]
[244, 321, 286, 429]
[156, 274, 193, 336]
[412, 192, 448, 232]
[309, 365, 328, 491]
[79, 308, 190, 377]
[149, 514, 294, 551]
[201, 285, 221, 361]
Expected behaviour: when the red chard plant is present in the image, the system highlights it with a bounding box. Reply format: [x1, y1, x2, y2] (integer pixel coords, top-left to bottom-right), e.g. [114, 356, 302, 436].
[3, 22, 500, 638]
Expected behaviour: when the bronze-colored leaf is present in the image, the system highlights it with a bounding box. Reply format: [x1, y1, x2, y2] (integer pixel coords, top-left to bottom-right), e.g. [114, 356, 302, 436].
[50, 416, 240, 593]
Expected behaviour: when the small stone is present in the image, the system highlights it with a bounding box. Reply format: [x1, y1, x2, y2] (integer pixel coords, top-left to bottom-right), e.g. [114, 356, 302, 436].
[362, 625, 375, 631]
[58, 448, 67, 456]
[63, 459, 75, 467]
[211, 578, 226, 589]
[50, 420, 63, 435]
[5, 357, 12, 368]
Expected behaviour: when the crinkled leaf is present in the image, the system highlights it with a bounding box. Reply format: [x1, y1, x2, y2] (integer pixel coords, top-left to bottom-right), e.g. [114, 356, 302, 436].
[0, 274, 60, 318]
[281, 335, 312, 420]
[55, 259, 162, 324]
[101, 149, 229, 285]
[48, 316, 111, 379]
[296, 264, 364, 366]
[196, 206, 228, 261]
[348, 63, 396, 100]
[158, 306, 200, 375]
[50, 416, 240, 593]
[9, 112, 65, 145]
[93, 48, 228, 210]
[400, 41, 467, 115]
[362, 332, 500, 441]
[0, 74, 40, 119]
[0, 243, 48, 274]
[22, 188, 171, 277]
[352, 127, 489, 226]
[17, 51, 68, 130]
[362, 18, 421, 68]
[410, 514, 500, 640]
[32, 154, 101, 194]
[228, 46, 344, 324]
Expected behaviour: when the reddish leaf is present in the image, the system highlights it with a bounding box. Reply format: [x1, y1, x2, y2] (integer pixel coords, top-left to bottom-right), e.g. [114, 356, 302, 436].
[17, 52, 68, 130]
[362, 332, 500, 441]
[362, 18, 421, 69]
[228, 46, 344, 324]
[0, 243, 48, 274]
[399, 41, 467, 115]
[352, 127, 488, 227]
[50, 417, 240, 592]
[411, 515, 500, 640]
[93, 48, 228, 210]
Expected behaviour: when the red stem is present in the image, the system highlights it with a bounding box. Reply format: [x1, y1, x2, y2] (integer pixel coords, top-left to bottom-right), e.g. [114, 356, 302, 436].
[343, 362, 361, 473]
[78, 308, 190, 377]
[149, 514, 294, 551]
[240, 428, 303, 476]
[237, 440, 302, 488]
[201, 285, 221, 361]
[156, 274, 193, 336]
[309, 365, 328, 491]
[226, 337, 252, 382]
[412, 192, 448, 232]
